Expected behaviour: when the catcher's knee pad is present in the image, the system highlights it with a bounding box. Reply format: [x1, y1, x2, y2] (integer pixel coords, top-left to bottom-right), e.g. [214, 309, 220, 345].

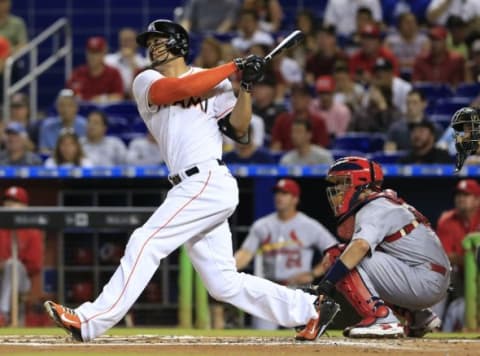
[325, 244, 346, 265]
[336, 268, 389, 323]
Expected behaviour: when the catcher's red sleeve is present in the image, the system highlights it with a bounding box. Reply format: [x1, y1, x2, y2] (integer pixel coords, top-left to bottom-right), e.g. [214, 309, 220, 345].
[149, 62, 238, 105]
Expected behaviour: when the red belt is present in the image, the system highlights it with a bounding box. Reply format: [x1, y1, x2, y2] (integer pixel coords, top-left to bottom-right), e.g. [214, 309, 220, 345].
[430, 263, 447, 276]
[384, 220, 420, 243]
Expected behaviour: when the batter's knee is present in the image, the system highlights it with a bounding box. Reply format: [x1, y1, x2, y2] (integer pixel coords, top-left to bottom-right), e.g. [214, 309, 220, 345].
[205, 270, 243, 302]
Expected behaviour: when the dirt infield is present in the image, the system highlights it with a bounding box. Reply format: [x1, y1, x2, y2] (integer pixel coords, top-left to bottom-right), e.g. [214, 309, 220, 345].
[1, 335, 480, 356]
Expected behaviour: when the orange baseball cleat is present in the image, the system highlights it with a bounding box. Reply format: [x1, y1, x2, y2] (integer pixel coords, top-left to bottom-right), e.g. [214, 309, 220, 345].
[44, 301, 83, 341]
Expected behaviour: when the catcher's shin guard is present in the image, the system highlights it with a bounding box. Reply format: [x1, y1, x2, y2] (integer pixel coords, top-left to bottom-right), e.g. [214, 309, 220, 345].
[335, 268, 395, 336]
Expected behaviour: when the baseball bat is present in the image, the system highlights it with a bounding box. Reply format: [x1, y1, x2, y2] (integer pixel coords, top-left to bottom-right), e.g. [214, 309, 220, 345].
[264, 30, 305, 62]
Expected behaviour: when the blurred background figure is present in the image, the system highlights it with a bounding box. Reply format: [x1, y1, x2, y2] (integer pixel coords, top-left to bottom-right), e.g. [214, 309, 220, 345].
[0, 0, 27, 53]
[0, 186, 44, 327]
[242, 0, 284, 33]
[234, 178, 338, 329]
[193, 37, 224, 68]
[126, 132, 163, 166]
[179, 0, 239, 34]
[279, 120, 333, 165]
[435, 179, 480, 331]
[332, 61, 365, 114]
[67, 36, 124, 103]
[44, 130, 92, 168]
[0, 122, 41, 165]
[105, 28, 149, 99]
[231, 9, 274, 53]
[80, 110, 127, 167]
[292, 9, 318, 68]
[223, 125, 274, 164]
[38, 89, 87, 155]
[397, 121, 453, 164]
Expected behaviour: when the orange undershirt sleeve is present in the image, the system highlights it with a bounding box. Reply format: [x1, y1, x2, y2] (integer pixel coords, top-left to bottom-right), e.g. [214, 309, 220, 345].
[149, 62, 238, 105]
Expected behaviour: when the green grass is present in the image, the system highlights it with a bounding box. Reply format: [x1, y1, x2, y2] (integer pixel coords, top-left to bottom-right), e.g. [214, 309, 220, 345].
[0, 327, 478, 339]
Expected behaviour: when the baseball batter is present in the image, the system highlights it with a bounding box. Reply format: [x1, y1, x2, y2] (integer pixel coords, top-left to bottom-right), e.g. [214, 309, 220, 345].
[235, 178, 338, 330]
[44, 19, 338, 342]
[314, 156, 451, 338]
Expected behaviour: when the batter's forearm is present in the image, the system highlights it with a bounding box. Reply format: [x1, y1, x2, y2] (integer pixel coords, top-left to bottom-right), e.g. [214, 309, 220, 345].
[229, 88, 253, 138]
[149, 62, 238, 105]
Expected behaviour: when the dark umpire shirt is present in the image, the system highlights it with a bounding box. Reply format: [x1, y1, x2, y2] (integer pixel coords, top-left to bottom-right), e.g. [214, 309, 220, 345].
[397, 147, 454, 164]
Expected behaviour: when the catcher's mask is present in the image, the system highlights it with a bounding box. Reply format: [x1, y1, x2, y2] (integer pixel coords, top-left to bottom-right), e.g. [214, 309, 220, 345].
[326, 156, 384, 218]
[136, 19, 189, 65]
[451, 107, 480, 171]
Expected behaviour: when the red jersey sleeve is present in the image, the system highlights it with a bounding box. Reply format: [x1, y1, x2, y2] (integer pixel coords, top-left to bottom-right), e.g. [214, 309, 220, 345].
[19, 229, 44, 276]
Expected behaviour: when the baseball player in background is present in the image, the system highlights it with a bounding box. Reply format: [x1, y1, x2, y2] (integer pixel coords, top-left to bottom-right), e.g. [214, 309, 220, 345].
[235, 178, 339, 330]
[44, 19, 339, 342]
[312, 156, 450, 338]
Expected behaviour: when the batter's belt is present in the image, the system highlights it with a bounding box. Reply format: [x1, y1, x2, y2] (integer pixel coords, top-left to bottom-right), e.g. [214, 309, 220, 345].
[168, 159, 225, 186]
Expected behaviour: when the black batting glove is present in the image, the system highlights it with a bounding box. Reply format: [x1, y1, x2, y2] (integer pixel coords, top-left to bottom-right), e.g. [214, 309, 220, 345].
[315, 279, 335, 297]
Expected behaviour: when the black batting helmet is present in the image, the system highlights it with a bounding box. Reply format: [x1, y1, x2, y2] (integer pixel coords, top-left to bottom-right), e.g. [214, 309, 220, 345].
[136, 19, 189, 58]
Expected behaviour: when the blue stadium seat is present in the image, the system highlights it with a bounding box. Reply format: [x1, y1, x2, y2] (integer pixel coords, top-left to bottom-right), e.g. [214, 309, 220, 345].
[413, 83, 453, 102]
[430, 114, 452, 130]
[106, 115, 129, 135]
[330, 149, 369, 161]
[433, 97, 472, 116]
[455, 83, 480, 99]
[103, 101, 139, 122]
[131, 116, 147, 134]
[332, 133, 386, 153]
[370, 151, 407, 164]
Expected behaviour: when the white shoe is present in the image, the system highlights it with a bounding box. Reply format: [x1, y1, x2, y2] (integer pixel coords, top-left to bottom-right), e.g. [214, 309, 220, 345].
[346, 322, 405, 338]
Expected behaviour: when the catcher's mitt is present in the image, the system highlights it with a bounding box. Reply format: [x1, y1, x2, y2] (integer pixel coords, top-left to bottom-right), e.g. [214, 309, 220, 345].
[295, 295, 341, 341]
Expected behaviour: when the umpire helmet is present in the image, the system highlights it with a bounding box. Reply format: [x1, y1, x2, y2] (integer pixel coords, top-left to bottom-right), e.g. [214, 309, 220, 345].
[136, 19, 189, 58]
[326, 156, 383, 217]
[451, 107, 480, 171]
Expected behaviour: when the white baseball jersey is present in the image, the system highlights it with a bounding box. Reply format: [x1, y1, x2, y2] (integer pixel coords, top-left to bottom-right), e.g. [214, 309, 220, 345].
[132, 67, 236, 173]
[242, 212, 337, 281]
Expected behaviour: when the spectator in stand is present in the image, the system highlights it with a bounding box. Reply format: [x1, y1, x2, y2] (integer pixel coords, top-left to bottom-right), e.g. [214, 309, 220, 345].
[67, 36, 124, 103]
[349, 84, 401, 133]
[292, 10, 319, 69]
[280, 120, 333, 166]
[446, 15, 469, 58]
[38, 89, 87, 155]
[310, 75, 351, 139]
[465, 38, 480, 83]
[0, 0, 27, 53]
[105, 28, 149, 99]
[366, 58, 411, 114]
[349, 24, 399, 85]
[0, 36, 20, 106]
[385, 12, 430, 79]
[0, 186, 44, 327]
[323, 0, 382, 38]
[126, 132, 163, 166]
[242, 0, 284, 33]
[251, 76, 286, 139]
[332, 61, 365, 114]
[435, 179, 480, 331]
[271, 84, 329, 152]
[80, 110, 127, 167]
[0, 122, 41, 165]
[193, 37, 224, 68]
[349, 7, 377, 51]
[7, 93, 36, 151]
[223, 125, 275, 164]
[305, 25, 348, 85]
[427, 0, 480, 26]
[231, 9, 274, 53]
[44, 130, 93, 168]
[386, 89, 443, 152]
[412, 26, 465, 86]
[397, 121, 454, 164]
[180, 0, 239, 34]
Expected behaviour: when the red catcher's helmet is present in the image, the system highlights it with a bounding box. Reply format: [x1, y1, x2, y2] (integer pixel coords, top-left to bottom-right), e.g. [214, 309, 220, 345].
[326, 156, 384, 217]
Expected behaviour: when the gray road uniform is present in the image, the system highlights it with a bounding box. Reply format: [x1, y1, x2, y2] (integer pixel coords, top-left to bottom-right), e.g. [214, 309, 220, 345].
[241, 212, 338, 328]
[353, 197, 451, 311]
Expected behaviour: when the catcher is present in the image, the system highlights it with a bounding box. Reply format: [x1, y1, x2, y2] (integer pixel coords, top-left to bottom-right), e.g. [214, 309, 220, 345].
[312, 156, 450, 337]
[451, 107, 480, 171]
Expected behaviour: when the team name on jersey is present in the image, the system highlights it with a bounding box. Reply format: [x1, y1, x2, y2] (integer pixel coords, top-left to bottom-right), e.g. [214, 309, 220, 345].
[160, 96, 209, 112]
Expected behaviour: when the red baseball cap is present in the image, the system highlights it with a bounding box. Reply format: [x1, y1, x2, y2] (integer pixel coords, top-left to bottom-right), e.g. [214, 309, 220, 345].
[360, 24, 381, 38]
[86, 36, 107, 52]
[274, 179, 300, 197]
[429, 26, 447, 40]
[315, 75, 335, 93]
[455, 179, 480, 196]
[3, 186, 29, 204]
